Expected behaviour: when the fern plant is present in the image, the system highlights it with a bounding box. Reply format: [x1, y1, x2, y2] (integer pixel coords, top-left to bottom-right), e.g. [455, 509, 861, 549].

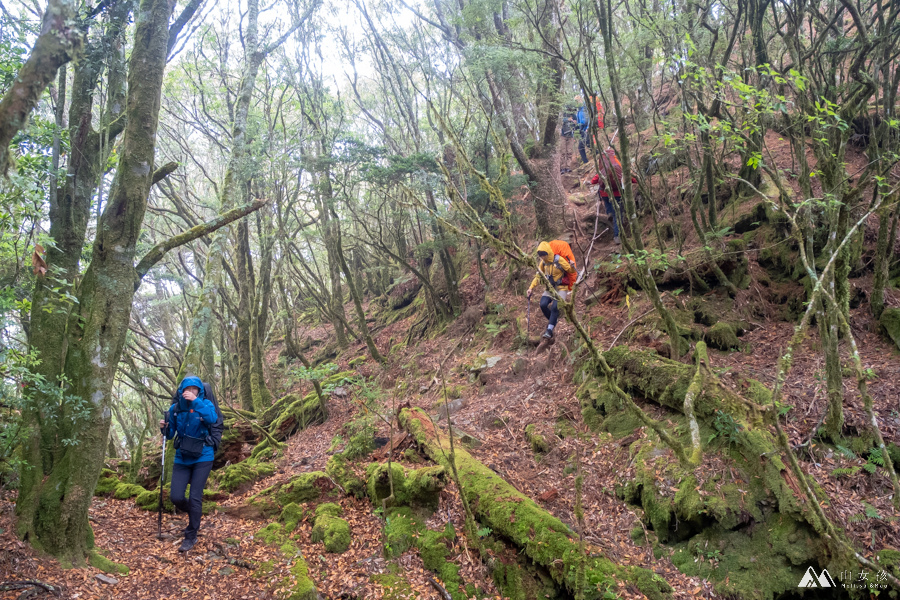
[863, 448, 885, 474]
[831, 466, 860, 477]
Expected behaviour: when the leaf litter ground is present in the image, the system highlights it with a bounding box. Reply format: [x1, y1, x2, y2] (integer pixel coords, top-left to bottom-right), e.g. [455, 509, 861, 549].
[2, 177, 899, 599]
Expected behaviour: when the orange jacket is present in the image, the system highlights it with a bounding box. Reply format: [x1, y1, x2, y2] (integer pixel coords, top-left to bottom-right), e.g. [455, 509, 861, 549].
[529, 241, 578, 291]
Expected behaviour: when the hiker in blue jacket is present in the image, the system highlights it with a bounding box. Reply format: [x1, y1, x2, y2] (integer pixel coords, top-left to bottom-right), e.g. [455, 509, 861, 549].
[159, 375, 218, 552]
[576, 98, 591, 164]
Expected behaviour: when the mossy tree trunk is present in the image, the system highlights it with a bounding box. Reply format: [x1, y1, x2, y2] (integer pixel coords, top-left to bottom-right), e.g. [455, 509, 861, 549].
[236, 219, 256, 410]
[23, 0, 130, 488]
[250, 210, 275, 409]
[871, 195, 899, 321]
[16, 0, 173, 560]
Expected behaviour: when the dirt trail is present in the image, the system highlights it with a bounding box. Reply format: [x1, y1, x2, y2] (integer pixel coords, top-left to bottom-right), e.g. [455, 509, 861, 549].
[3, 178, 899, 599]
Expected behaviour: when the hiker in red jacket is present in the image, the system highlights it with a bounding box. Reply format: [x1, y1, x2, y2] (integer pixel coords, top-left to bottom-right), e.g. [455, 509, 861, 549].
[591, 148, 636, 245]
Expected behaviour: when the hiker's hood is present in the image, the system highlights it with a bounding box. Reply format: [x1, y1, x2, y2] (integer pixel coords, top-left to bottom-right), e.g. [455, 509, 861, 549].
[537, 241, 554, 263]
[177, 375, 205, 409]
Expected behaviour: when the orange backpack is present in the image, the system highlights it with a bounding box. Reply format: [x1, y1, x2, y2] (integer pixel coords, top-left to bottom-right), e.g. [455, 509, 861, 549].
[548, 240, 577, 288]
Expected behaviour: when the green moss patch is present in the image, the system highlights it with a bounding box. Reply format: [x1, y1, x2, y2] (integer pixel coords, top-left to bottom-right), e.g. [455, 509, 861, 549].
[253, 522, 319, 600]
[671, 515, 826, 600]
[310, 503, 351, 553]
[280, 503, 305, 533]
[705, 322, 741, 351]
[383, 507, 422, 558]
[366, 463, 447, 511]
[215, 457, 277, 493]
[89, 550, 129, 575]
[94, 476, 120, 496]
[524, 424, 549, 454]
[247, 472, 334, 516]
[371, 573, 415, 600]
[326, 454, 366, 498]
[113, 483, 145, 500]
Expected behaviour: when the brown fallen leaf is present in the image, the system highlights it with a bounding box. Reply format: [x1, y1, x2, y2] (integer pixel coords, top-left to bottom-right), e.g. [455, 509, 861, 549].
[32, 244, 47, 276]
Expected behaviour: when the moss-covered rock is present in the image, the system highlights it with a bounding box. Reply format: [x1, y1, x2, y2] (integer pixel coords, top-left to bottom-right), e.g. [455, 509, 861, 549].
[310, 503, 351, 553]
[135, 488, 164, 511]
[214, 457, 277, 493]
[366, 463, 447, 511]
[280, 503, 305, 533]
[671, 515, 827, 600]
[524, 424, 549, 454]
[245, 472, 334, 517]
[880, 308, 900, 351]
[326, 454, 366, 498]
[705, 322, 741, 351]
[94, 476, 120, 496]
[113, 482, 145, 500]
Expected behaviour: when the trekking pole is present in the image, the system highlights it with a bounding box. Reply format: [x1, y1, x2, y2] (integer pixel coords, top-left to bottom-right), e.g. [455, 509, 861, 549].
[157, 416, 166, 538]
[606, 128, 619, 150]
[526, 296, 531, 335]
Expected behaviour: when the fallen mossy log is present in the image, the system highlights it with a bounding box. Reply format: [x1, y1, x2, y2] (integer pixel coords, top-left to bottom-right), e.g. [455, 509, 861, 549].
[215, 419, 258, 468]
[399, 407, 672, 600]
[250, 372, 355, 458]
[599, 345, 771, 428]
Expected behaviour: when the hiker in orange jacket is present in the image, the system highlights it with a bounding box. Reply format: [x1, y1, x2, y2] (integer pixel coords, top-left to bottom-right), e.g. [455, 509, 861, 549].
[526, 241, 577, 339]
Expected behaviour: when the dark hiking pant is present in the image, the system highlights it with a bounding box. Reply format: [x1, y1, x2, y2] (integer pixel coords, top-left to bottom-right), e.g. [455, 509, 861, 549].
[578, 127, 591, 163]
[171, 460, 213, 541]
[604, 196, 623, 237]
[540, 294, 559, 327]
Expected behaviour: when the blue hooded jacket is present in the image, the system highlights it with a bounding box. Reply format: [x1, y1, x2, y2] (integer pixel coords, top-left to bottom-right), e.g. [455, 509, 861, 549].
[576, 106, 589, 129]
[165, 376, 217, 465]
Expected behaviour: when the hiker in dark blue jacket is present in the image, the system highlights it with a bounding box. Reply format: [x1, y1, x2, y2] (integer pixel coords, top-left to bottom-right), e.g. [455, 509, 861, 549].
[160, 375, 217, 552]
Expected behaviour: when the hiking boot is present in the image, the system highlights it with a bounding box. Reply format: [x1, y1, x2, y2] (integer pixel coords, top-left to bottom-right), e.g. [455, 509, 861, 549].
[613, 236, 621, 245]
[178, 537, 197, 553]
[542, 328, 554, 340]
